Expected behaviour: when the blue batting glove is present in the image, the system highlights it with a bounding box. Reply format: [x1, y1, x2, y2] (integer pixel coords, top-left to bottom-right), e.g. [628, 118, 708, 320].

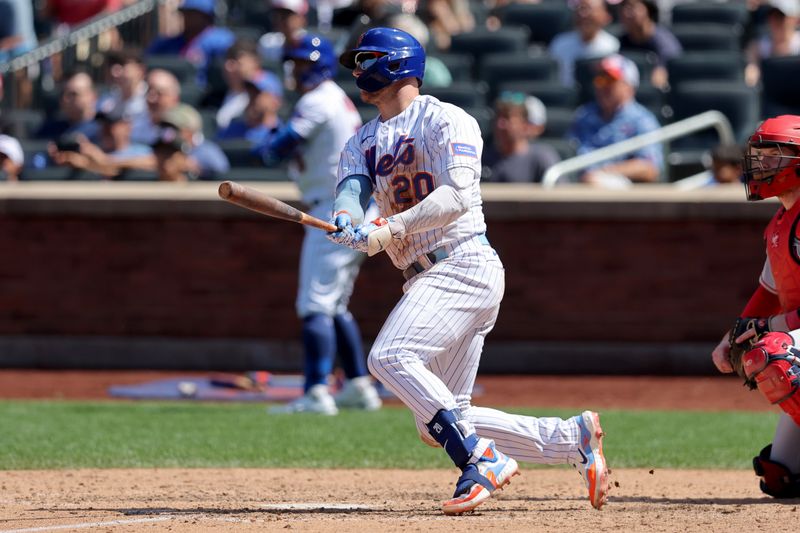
[327, 211, 358, 249]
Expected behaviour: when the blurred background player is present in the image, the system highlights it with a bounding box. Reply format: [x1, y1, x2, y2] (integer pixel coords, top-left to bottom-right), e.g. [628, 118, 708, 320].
[711, 114, 800, 499]
[329, 26, 608, 514]
[258, 33, 381, 415]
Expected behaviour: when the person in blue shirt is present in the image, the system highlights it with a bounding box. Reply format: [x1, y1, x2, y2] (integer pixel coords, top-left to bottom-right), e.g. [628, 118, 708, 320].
[216, 71, 283, 146]
[566, 54, 663, 187]
[146, 0, 235, 87]
[35, 70, 100, 144]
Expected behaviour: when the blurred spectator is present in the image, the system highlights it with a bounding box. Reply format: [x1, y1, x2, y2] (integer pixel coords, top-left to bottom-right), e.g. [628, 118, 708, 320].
[549, 0, 620, 87]
[259, 0, 309, 63]
[566, 54, 663, 186]
[162, 103, 229, 179]
[146, 0, 235, 86]
[217, 72, 283, 145]
[49, 100, 152, 179]
[99, 49, 150, 140]
[0, 134, 23, 181]
[344, 0, 402, 51]
[35, 70, 100, 143]
[420, 0, 475, 51]
[133, 68, 182, 145]
[151, 126, 195, 181]
[215, 39, 266, 130]
[617, 0, 682, 89]
[0, 0, 37, 62]
[745, 0, 800, 87]
[483, 92, 561, 183]
[387, 13, 452, 87]
[674, 143, 745, 190]
[41, 0, 122, 29]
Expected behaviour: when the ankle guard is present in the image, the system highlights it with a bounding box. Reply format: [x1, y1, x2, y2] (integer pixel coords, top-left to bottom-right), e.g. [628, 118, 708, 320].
[426, 408, 479, 469]
[752, 444, 800, 498]
[743, 332, 800, 426]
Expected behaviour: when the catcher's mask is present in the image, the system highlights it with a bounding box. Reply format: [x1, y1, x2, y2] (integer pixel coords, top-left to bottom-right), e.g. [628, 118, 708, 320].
[744, 115, 800, 201]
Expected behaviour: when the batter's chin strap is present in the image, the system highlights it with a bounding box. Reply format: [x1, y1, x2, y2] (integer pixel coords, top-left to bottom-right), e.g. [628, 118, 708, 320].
[753, 444, 800, 498]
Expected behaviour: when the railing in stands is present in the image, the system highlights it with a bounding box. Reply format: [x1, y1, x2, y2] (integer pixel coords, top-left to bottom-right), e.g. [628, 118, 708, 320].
[541, 110, 736, 188]
[0, 0, 162, 111]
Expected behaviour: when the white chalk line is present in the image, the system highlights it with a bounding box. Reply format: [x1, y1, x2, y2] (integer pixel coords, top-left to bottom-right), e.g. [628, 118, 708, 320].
[0, 516, 172, 532]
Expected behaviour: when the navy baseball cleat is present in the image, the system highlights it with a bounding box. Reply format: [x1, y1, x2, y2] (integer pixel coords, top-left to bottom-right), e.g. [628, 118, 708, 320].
[573, 411, 610, 510]
[441, 439, 519, 515]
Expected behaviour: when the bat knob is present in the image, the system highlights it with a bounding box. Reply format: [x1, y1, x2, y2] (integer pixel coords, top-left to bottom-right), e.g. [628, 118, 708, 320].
[218, 181, 235, 199]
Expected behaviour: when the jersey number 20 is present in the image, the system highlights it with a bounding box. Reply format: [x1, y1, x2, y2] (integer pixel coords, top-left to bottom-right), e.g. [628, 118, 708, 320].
[392, 172, 435, 206]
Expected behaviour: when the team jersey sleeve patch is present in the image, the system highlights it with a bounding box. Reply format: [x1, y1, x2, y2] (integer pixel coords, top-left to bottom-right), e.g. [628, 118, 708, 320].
[451, 142, 478, 158]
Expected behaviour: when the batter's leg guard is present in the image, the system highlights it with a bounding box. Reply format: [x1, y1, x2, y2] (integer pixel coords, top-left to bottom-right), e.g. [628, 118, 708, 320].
[427, 409, 519, 515]
[301, 314, 336, 392]
[426, 408, 479, 469]
[743, 332, 800, 426]
[753, 444, 800, 498]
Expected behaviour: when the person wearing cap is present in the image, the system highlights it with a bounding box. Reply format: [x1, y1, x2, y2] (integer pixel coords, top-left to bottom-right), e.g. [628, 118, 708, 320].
[549, 0, 620, 88]
[216, 72, 283, 145]
[483, 92, 561, 183]
[146, 0, 235, 87]
[258, 0, 309, 64]
[566, 53, 663, 186]
[0, 134, 23, 181]
[618, 0, 682, 89]
[745, 0, 800, 87]
[159, 103, 229, 180]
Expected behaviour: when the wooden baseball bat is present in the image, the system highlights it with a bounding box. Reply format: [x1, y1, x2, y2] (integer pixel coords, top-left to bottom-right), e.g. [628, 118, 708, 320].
[218, 181, 337, 232]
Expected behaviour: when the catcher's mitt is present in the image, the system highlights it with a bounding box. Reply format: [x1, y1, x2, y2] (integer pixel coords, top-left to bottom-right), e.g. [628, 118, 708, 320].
[729, 316, 772, 388]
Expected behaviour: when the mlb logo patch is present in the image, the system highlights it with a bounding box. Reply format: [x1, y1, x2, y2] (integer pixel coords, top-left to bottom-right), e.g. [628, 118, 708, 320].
[451, 143, 477, 158]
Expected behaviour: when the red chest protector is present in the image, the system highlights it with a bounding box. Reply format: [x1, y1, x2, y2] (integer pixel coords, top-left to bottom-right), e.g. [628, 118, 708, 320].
[764, 202, 800, 312]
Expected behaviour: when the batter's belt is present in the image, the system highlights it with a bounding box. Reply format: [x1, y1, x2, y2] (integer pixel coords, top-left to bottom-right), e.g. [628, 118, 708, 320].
[402, 234, 491, 281]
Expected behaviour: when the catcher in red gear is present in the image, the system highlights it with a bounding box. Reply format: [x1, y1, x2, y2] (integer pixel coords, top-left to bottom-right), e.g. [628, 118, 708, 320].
[711, 115, 800, 498]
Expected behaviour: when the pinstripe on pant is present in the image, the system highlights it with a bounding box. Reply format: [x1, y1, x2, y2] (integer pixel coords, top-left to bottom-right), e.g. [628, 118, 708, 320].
[368, 237, 582, 464]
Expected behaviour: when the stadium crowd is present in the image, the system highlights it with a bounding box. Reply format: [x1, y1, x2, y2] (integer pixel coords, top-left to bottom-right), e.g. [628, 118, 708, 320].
[0, 0, 797, 185]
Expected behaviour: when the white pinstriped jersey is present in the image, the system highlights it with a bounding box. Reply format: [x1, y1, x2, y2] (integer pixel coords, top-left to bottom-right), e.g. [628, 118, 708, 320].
[338, 95, 486, 269]
[290, 80, 362, 206]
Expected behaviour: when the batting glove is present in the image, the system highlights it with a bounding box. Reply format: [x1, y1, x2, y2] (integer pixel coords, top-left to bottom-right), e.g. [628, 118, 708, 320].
[327, 211, 359, 249]
[353, 217, 403, 256]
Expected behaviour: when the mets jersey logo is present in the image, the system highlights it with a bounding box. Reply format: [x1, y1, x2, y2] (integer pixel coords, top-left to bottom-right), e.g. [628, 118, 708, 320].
[366, 134, 416, 177]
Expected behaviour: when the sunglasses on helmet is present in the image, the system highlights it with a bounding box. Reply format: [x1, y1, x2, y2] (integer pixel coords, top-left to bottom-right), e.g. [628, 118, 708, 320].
[354, 51, 385, 70]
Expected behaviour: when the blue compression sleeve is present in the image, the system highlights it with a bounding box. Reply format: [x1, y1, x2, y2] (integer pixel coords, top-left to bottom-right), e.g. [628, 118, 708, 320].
[334, 174, 373, 224]
[254, 125, 304, 166]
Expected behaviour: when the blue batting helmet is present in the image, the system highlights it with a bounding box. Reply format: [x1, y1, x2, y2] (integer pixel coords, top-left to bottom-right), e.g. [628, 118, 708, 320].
[339, 27, 425, 93]
[283, 33, 337, 90]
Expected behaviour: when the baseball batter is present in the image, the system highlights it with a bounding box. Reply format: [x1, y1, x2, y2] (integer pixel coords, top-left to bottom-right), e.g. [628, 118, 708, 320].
[257, 34, 381, 415]
[711, 115, 800, 498]
[327, 27, 610, 514]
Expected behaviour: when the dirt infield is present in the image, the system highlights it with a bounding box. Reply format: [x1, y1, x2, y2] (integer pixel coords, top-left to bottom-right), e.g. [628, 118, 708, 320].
[0, 371, 790, 532]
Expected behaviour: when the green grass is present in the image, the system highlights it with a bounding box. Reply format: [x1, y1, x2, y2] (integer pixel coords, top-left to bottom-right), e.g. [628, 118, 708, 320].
[0, 401, 779, 470]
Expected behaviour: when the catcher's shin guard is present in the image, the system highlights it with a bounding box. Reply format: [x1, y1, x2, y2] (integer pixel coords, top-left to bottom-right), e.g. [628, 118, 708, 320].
[742, 332, 800, 426]
[753, 444, 800, 498]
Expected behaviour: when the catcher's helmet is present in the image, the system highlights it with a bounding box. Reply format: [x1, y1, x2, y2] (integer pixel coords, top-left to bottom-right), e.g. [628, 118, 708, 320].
[283, 33, 337, 90]
[339, 27, 425, 93]
[744, 115, 800, 201]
